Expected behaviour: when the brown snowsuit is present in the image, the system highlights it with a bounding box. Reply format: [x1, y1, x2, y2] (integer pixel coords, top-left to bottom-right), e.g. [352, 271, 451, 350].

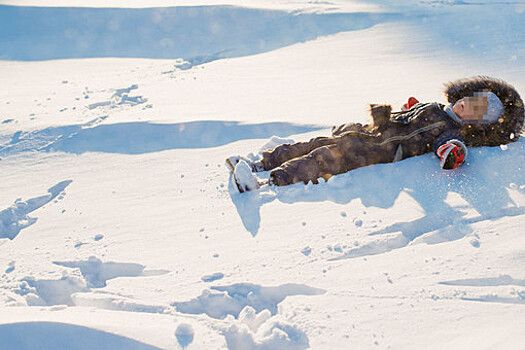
[261, 77, 524, 186]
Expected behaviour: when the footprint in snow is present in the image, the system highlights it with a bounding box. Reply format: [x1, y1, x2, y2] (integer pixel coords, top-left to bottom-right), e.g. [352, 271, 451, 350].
[5, 261, 15, 274]
[301, 247, 312, 256]
[175, 324, 194, 349]
[201, 273, 224, 282]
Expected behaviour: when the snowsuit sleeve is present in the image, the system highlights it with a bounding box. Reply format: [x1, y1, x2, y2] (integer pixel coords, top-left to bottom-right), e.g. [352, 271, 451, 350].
[331, 121, 366, 137]
[432, 131, 465, 154]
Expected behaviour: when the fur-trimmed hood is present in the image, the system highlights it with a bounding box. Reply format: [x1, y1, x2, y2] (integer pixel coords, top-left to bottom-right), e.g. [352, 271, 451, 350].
[444, 76, 524, 146]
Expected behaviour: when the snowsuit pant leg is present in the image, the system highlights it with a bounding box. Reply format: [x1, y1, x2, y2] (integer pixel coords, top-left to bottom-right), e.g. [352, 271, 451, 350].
[269, 136, 394, 186]
[260, 136, 338, 170]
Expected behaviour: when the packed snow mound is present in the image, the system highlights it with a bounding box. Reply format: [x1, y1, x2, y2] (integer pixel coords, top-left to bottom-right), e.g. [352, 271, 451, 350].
[224, 317, 310, 350]
[173, 283, 325, 319]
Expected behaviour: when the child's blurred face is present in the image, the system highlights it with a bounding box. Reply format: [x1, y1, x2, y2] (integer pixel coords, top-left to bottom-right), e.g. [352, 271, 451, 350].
[453, 96, 488, 121]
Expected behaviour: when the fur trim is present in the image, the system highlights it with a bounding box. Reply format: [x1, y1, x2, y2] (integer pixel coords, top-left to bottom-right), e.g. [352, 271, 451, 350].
[444, 76, 524, 146]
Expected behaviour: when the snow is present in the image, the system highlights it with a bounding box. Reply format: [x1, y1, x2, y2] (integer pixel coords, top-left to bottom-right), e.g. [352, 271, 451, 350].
[0, 0, 524, 349]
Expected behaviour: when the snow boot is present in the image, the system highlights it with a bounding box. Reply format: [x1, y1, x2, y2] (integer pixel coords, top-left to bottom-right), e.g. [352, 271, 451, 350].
[233, 160, 261, 193]
[225, 155, 263, 173]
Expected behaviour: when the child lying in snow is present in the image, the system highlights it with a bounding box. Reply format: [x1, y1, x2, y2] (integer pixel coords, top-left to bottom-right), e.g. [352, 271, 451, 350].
[227, 76, 524, 192]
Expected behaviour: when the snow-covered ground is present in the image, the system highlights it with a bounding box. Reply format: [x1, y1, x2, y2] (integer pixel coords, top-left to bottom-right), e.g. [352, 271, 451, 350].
[0, 0, 524, 349]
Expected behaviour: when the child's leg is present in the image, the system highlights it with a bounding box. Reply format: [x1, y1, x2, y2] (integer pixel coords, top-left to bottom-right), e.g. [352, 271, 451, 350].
[269, 143, 348, 186]
[260, 136, 338, 171]
[268, 137, 391, 186]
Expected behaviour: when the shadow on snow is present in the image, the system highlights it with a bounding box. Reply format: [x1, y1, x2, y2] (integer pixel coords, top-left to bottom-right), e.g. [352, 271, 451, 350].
[0, 5, 397, 62]
[0, 322, 159, 350]
[0, 120, 323, 156]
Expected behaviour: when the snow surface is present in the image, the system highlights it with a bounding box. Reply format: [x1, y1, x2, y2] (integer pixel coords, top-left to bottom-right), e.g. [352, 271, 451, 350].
[0, 0, 524, 349]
